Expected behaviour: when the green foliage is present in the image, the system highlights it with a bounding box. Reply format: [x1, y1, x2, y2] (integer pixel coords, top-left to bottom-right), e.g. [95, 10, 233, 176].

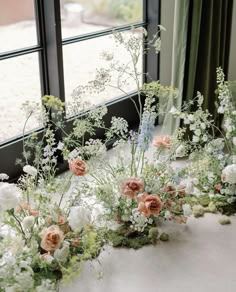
[107, 224, 152, 249]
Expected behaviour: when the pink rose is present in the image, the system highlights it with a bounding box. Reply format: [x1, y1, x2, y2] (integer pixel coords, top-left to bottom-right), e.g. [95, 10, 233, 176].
[121, 178, 144, 198]
[153, 135, 171, 148]
[40, 225, 64, 252]
[137, 193, 163, 218]
[68, 159, 87, 176]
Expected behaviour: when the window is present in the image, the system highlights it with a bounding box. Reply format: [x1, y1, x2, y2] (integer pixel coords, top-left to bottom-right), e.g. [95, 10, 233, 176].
[0, 0, 160, 180]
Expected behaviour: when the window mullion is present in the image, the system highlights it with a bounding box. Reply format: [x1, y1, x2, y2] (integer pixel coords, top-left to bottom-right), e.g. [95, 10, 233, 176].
[144, 0, 161, 83]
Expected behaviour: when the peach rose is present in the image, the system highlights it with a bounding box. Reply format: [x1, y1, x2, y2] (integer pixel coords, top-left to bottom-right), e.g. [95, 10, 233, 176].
[16, 202, 30, 213]
[153, 135, 171, 148]
[29, 209, 39, 217]
[215, 183, 222, 191]
[172, 215, 187, 224]
[163, 185, 176, 198]
[40, 225, 64, 252]
[71, 239, 80, 247]
[68, 159, 87, 176]
[177, 185, 186, 197]
[137, 193, 163, 218]
[121, 178, 144, 198]
[58, 216, 65, 225]
[163, 198, 172, 209]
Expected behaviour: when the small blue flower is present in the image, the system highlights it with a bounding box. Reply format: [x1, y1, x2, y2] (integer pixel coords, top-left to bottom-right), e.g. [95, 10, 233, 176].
[138, 111, 156, 151]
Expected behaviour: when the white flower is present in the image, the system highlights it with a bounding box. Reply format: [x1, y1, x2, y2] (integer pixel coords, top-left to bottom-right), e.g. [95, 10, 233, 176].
[192, 178, 199, 185]
[192, 135, 200, 143]
[231, 155, 236, 164]
[43, 254, 54, 264]
[68, 206, 91, 232]
[180, 178, 194, 194]
[190, 124, 196, 131]
[22, 216, 35, 230]
[183, 117, 190, 125]
[0, 173, 9, 181]
[0, 183, 21, 210]
[169, 106, 179, 115]
[54, 246, 70, 263]
[68, 149, 79, 159]
[175, 144, 186, 158]
[194, 129, 201, 136]
[23, 165, 37, 176]
[202, 135, 208, 142]
[182, 204, 192, 217]
[164, 210, 171, 219]
[221, 164, 236, 184]
[217, 106, 224, 113]
[233, 137, 236, 146]
[200, 123, 206, 130]
[57, 141, 64, 150]
[188, 114, 195, 122]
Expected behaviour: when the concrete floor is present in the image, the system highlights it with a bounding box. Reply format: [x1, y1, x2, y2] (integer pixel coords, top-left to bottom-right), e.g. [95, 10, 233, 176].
[60, 213, 236, 292]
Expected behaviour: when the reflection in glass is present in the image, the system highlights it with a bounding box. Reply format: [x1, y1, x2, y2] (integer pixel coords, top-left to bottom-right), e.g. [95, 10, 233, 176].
[60, 0, 143, 38]
[0, 0, 37, 53]
[0, 54, 42, 143]
[63, 30, 143, 117]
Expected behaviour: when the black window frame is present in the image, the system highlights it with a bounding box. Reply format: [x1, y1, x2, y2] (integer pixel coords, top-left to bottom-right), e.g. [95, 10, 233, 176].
[0, 0, 161, 180]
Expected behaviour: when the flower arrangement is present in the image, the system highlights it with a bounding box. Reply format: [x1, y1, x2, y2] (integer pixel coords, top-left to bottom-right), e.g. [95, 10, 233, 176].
[0, 162, 106, 290]
[169, 67, 236, 218]
[1, 25, 236, 291]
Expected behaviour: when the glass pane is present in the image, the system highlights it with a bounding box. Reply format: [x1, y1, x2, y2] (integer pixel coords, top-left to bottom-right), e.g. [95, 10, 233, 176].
[63, 30, 143, 117]
[61, 0, 143, 39]
[0, 54, 42, 144]
[0, 0, 37, 53]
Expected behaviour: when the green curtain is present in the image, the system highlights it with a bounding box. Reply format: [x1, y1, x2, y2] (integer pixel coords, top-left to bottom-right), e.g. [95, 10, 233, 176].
[162, 0, 234, 134]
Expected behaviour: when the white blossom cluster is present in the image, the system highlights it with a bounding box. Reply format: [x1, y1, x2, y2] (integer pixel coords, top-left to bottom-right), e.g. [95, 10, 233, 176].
[106, 117, 128, 141]
[130, 209, 153, 232]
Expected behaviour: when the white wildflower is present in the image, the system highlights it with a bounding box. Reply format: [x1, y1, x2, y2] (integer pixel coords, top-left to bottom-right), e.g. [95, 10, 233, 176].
[23, 165, 37, 177]
[0, 183, 21, 210]
[68, 206, 91, 232]
[221, 164, 236, 184]
[169, 106, 179, 115]
[192, 135, 200, 143]
[233, 137, 236, 146]
[182, 204, 192, 217]
[54, 246, 70, 263]
[57, 141, 64, 150]
[190, 124, 196, 131]
[180, 178, 194, 194]
[22, 216, 35, 230]
[164, 210, 171, 219]
[194, 129, 201, 136]
[175, 144, 186, 158]
[0, 173, 9, 181]
[217, 106, 224, 114]
[202, 135, 208, 142]
[200, 123, 206, 130]
[188, 114, 195, 122]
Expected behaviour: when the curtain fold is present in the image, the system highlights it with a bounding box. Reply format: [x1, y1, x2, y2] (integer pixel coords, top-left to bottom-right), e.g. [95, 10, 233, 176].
[161, 0, 190, 135]
[162, 0, 234, 134]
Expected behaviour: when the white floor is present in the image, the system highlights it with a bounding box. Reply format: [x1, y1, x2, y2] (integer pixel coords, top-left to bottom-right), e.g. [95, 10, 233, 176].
[60, 213, 236, 292]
